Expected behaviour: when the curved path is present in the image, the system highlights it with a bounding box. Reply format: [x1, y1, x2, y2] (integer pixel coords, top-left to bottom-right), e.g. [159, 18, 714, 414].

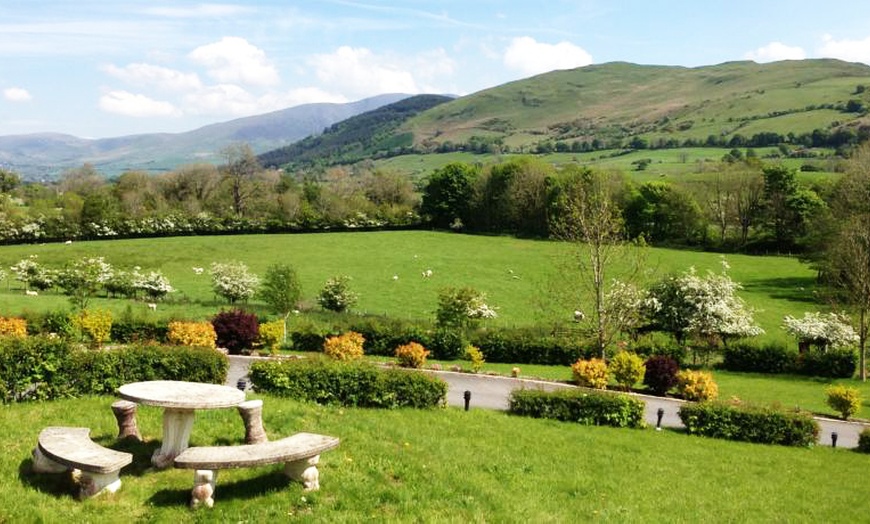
[227, 355, 866, 448]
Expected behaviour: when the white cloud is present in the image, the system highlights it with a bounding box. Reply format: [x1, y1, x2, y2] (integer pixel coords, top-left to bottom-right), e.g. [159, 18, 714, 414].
[102, 63, 202, 91]
[744, 42, 806, 62]
[3, 87, 32, 102]
[503, 36, 593, 76]
[818, 34, 870, 64]
[310, 46, 421, 98]
[142, 4, 253, 18]
[99, 91, 180, 117]
[189, 37, 280, 87]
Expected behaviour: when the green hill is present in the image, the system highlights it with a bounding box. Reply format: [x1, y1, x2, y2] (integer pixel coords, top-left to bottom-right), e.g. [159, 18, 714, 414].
[258, 94, 453, 169]
[404, 59, 870, 151]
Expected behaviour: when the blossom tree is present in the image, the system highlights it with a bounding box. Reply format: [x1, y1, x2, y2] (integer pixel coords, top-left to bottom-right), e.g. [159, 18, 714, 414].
[58, 256, 114, 310]
[782, 312, 858, 353]
[210, 261, 259, 304]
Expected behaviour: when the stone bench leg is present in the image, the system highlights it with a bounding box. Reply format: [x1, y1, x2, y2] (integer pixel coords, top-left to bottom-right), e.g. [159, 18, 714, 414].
[111, 400, 142, 441]
[237, 399, 267, 444]
[32, 446, 67, 474]
[190, 470, 216, 508]
[284, 455, 320, 491]
[31, 447, 122, 499]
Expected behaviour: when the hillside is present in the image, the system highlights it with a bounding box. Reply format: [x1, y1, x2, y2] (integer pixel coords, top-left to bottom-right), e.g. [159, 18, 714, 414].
[403, 59, 870, 151]
[258, 94, 452, 169]
[0, 94, 409, 179]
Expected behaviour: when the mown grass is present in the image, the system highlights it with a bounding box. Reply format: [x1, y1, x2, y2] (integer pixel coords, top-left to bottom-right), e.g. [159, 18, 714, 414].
[5, 395, 870, 522]
[0, 231, 820, 343]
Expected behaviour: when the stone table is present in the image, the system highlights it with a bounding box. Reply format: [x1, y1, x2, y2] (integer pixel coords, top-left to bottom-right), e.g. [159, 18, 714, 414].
[117, 380, 246, 468]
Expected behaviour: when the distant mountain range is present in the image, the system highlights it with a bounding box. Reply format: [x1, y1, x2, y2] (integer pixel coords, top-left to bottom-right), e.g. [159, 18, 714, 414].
[0, 93, 409, 179]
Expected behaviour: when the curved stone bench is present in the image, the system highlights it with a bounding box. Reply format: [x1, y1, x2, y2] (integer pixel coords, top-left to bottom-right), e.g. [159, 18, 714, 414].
[173, 432, 340, 508]
[32, 427, 133, 499]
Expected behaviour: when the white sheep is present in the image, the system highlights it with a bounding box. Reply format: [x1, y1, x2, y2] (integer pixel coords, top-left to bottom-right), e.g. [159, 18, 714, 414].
[422, 269, 433, 278]
[574, 310, 585, 322]
[392, 275, 399, 281]
[192, 267, 204, 275]
[147, 303, 157, 311]
[25, 290, 38, 296]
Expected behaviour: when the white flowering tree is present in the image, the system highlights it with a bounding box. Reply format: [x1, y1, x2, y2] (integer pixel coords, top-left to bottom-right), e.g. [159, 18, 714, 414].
[782, 312, 858, 353]
[135, 270, 174, 301]
[11, 255, 42, 292]
[317, 275, 358, 313]
[210, 261, 259, 303]
[58, 256, 114, 309]
[435, 286, 498, 330]
[644, 261, 763, 357]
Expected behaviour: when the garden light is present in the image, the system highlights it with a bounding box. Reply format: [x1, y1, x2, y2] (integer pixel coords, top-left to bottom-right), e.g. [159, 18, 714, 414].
[832, 432, 838, 448]
[237, 378, 248, 391]
[464, 390, 472, 411]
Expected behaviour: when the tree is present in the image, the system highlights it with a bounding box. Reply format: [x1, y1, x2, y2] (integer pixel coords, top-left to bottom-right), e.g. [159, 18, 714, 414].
[317, 275, 358, 312]
[210, 261, 259, 304]
[420, 162, 479, 229]
[0, 168, 21, 194]
[623, 181, 703, 244]
[58, 256, 114, 310]
[220, 143, 260, 216]
[259, 263, 303, 342]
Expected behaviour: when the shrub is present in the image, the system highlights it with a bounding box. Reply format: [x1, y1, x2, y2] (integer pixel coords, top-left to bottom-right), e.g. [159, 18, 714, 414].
[721, 341, 795, 374]
[508, 388, 646, 429]
[168, 321, 217, 349]
[0, 317, 27, 338]
[630, 336, 687, 365]
[395, 341, 429, 368]
[571, 358, 609, 389]
[72, 309, 112, 348]
[676, 369, 719, 401]
[348, 316, 433, 357]
[249, 357, 447, 408]
[317, 275, 358, 313]
[643, 355, 680, 395]
[435, 287, 497, 330]
[857, 428, 870, 453]
[0, 335, 73, 402]
[212, 309, 260, 354]
[430, 328, 465, 360]
[825, 385, 862, 420]
[472, 328, 592, 365]
[609, 351, 645, 391]
[323, 331, 365, 361]
[678, 401, 819, 447]
[798, 349, 857, 378]
[464, 344, 485, 372]
[257, 320, 285, 354]
[210, 261, 259, 304]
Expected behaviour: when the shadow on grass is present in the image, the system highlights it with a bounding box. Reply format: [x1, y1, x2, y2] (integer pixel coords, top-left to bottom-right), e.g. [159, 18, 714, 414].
[148, 470, 291, 507]
[18, 459, 78, 499]
[741, 276, 818, 304]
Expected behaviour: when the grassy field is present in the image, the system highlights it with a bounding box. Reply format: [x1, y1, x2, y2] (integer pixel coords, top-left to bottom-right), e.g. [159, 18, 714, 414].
[0, 231, 821, 341]
[5, 395, 870, 522]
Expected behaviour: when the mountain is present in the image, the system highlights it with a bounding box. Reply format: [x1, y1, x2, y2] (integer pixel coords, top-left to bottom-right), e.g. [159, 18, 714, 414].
[258, 94, 453, 169]
[402, 59, 870, 150]
[0, 94, 410, 179]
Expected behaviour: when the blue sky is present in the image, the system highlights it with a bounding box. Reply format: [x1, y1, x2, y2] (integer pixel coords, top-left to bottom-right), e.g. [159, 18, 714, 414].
[3, 1, 870, 138]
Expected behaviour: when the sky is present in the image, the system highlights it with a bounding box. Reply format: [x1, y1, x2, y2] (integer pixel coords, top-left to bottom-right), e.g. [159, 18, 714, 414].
[3, 1, 870, 139]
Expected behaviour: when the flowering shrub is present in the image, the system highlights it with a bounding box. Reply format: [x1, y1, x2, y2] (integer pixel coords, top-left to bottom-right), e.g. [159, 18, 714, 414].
[212, 309, 260, 354]
[609, 351, 645, 391]
[782, 312, 858, 351]
[676, 370, 718, 401]
[825, 384, 862, 420]
[435, 287, 497, 330]
[0, 317, 27, 338]
[168, 321, 217, 349]
[643, 355, 680, 395]
[135, 270, 173, 300]
[210, 261, 259, 304]
[395, 341, 430, 368]
[10, 255, 42, 290]
[59, 256, 114, 310]
[72, 308, 113, 348]
[571, 358, 609, 389]
[464, 344, 485, 373]
[317, 275, 358, 312]
[323, 331, 365, 361]
[257, 320, 285, 354]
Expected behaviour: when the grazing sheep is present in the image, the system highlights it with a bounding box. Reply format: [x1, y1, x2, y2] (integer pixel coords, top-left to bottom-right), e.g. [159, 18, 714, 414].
[147, 303, 157, 311]
[392, 275, 399, 281]
[25, 290, 38, 296]
[422, 269, 433, 278]
[574, 310, 585, 322]
[192, 267, 204, 274]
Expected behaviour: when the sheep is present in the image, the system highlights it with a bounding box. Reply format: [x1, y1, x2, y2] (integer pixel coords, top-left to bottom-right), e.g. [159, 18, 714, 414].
[147, 303, 157, 311]
[192, 267, 204, 275]
[25, 290, 38, 296]
[392, 275, 399, 281]
[574, 310, 585, 322]
[422, 269, 433, 278]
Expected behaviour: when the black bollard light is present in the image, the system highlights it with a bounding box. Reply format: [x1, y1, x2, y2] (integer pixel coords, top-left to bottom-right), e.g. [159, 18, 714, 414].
[656, 407, 665, 431]
[463, 390, 472, 411]
[832, 432, 838, 448]
[237, 377, 248, 391]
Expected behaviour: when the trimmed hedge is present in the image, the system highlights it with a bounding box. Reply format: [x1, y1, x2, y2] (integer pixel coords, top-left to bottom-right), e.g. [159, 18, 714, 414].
[678, 401, 819, 447]
[472, 328, 593, 366]
[249, 357, 447, 409]
[721, 342, 856, 378]
[508, 388, 646, 429]
[0, 336, 228, 402]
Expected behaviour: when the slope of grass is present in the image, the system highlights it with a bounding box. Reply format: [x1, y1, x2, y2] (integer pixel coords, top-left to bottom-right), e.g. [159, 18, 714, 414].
[4, 395, 870, 522]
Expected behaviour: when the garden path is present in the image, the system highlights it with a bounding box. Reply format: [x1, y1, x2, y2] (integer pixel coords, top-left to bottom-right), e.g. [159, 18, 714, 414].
[226, 355, 867, 448]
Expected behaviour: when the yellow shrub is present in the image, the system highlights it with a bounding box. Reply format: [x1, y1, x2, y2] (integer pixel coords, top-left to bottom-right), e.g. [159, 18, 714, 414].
[0, 317, 27, 338]
[323, 331, 365, 361]
[168, 321, 217, 349]
[395, 341, 430, 368]
[258, 320, 285, 354]
[571, 358, 609, 389]
[609, 351, 645, 391]
[464, 344, 485, 373]
[826, 384, 862, 420]
[72, 309, 112, 348]
[676, 370, 719, 402]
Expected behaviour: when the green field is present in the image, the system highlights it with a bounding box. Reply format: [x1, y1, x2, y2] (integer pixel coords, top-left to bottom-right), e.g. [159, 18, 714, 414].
[0, 231, 821, 341]
[4, 395, 869, 522]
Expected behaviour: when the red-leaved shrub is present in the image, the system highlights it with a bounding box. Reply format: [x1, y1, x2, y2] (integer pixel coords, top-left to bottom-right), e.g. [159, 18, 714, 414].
[212, 309, 259, 355]
[643, 355, 680, 396]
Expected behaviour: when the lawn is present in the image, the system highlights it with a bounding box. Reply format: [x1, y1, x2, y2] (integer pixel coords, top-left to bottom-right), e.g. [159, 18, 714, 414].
[5, 395, 870, 522]
[0, 231, 821, 342]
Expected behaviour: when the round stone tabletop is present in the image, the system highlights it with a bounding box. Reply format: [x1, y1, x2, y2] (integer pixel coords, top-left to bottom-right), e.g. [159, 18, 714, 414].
[118, 380, 245, 409]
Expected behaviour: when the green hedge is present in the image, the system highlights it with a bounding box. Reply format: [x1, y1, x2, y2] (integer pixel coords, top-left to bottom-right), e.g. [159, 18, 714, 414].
[721, 342, 856, 378]
[508, 388, 646, 428]
[249, 357, 447, 409]
[473, 329, 593, 366]
[678, 401, 819, 447]
[0, 336, 228, 402]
